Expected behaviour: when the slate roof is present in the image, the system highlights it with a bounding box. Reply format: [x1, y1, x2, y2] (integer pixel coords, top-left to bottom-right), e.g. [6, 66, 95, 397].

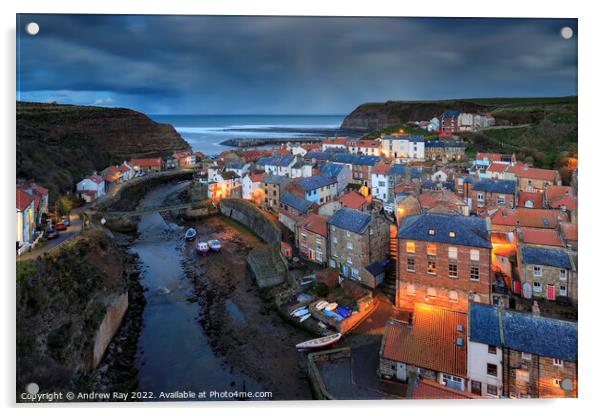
[383, 135, 425, 142]
[389, 164, 422, 178]
[263, 175, 288, 185]
[304, 151, 332, 161]
[331, 154, 380, 166]
[441, 111, 460, 119]
[468, 302, 502, 346]
[280, 192, 313, 213]
[225, 162, 246, 170]
[425, 140, 445, 148]
[365, 259, 390, 277]
[397, 213, 492, 248]
[328, 208, 372, 234]
[471, 179, 516, 195]
[422, 180, 455, 191]
[320, 162, 344, 178]
[298, 174, 336, 191]
[520, 246, 571, 269]
[256, 155, 295, 167]
[469, 303, 578, 361]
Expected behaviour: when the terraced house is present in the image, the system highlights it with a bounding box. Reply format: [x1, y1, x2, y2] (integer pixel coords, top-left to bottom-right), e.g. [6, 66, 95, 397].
[380, 135, 425, 162]
[296, 213, 328, 265]
[327, 208, 389, 288]
[261, 175, 290, 211]
[297, 174, 338, 205]
[468, 303, 577, 398]
[507, 164, 561, 192]
[467, 178, 517, 214]
[396, 213, 492, 312]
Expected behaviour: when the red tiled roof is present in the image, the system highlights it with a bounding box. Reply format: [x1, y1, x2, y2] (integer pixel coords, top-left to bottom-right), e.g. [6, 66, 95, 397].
[476, 152, 502, 162]
[89, 174, 104, 184]
[250, 172, 265, 183]
[28, 183, 48, 195]
[545, 186, 571, 201]
[507, 165, 558, 181]
[491, 208, 568, 229]
[518, 191, 543, 209]
[323, 137, 349, 145]
[381, 304, 467, 377]
[16, 188, 34, 211]
[411, 379, 478, 400]
[372, 163, 390, 175]
[338, 191, 367, 210]
[357, 139, 380, 148]
[561, 222, 578, 241]
[520, 228, 563, 247]
[301, 213, 328, 237]
[116, 165, 131, 172]
[131, 158, 162, 168]
[548, 195, 577, 211]
[487, 162, 508, 173]
[302, 143, 321, 151]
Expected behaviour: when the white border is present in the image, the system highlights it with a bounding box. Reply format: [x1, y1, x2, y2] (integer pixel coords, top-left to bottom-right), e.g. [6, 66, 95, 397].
[2, 1, 600, 415]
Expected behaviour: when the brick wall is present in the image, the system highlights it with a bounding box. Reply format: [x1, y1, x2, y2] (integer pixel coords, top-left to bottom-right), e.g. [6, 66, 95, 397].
[396, 239, 491, 312]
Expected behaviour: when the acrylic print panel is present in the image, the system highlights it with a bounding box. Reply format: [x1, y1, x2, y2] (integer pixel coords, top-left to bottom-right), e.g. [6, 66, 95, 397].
[16, 14, 578, 402]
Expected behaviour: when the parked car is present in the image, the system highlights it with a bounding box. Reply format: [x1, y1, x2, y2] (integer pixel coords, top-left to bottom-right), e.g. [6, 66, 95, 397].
[62, 216, 70, 226]
[46, 229, 60, 239]
[55, 221, 67, 231]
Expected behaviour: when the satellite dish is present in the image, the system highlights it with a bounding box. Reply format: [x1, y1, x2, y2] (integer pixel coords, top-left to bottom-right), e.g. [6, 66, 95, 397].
[560, 379, 573, 391]
[522, 282, 532, 299]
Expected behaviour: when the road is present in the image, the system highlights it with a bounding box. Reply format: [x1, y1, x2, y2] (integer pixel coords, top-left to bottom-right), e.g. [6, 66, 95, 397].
[17, 211, 83, 261]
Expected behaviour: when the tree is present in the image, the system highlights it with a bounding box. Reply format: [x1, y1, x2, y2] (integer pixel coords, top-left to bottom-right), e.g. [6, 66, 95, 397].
[55, 195, 74, 216]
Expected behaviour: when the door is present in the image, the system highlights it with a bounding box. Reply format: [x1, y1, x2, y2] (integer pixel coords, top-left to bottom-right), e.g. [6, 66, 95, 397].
[471, 380, 482, 395]
[547, 284, 556, 301]
[396, 363, 407, 382]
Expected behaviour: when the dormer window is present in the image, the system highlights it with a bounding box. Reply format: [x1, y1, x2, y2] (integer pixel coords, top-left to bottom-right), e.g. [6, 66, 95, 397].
[449, 231, 456, 238]
[428, 229, 436, 236]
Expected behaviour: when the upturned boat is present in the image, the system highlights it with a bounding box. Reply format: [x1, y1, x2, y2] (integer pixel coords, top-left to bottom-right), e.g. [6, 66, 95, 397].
[295, 332, 342, 350]
[184, 228, 197, 241]
[196, 241, 209, 254]
[208, 239, 221, 252]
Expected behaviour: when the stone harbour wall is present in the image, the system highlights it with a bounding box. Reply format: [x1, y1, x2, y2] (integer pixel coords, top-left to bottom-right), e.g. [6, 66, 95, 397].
[92, 292, 129, 369]
[219, 198, 281, 244]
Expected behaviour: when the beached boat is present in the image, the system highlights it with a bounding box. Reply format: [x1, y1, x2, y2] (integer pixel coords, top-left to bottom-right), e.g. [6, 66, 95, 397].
[208, 239, 221, 252]
[299, 313, 311, 323]
[291, 308, 309, 317]
[315, 300, 329, 310]
[325, 302, 338, 311]
[295, 332, 342, 350]
[184, 228, 197, 241]
[196, 241, 209, 254]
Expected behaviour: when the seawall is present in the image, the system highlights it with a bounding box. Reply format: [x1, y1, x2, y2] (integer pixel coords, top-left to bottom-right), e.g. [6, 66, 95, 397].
[219, 198, 281, 244]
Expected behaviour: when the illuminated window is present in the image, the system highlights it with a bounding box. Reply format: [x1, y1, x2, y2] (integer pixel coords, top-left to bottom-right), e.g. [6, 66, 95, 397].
[554, 379, 561, 387]
[406, 241, 415, 253]
[427, 244, 437, 256]
[428, 228, 436, 235]
[427, 260, 437, 275]
[448, 231, 456, 238]
[448, 247, 457, 259]
[470, 249, 480, 261]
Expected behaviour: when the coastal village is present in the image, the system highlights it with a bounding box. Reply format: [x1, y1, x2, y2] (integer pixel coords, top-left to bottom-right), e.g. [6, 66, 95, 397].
[16, 109, 578, 400]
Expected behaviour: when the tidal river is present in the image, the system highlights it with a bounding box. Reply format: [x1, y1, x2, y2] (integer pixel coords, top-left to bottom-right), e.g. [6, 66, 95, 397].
[130, 183, 263, 400]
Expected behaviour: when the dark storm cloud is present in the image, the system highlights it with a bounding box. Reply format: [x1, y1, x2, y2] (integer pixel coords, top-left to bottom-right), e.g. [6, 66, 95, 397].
[16, 15, 577, 114]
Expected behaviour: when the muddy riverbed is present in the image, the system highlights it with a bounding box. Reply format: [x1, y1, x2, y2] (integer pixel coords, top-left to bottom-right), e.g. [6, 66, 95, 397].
[109, 181, 314, 400]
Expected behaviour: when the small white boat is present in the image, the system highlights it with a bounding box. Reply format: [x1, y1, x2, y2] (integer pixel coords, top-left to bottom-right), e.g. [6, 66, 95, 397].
[290, 306, 306, 316]
[208, 239, 221, 252]
[325, 302, 338, 311]
[299, 313, 311, 322]
[196, 241, 209, 254]
[296, 332, 343, 350]
[184, 228, 197, 241]
[291, 308, 309, 317]
[315, 300, 329, 310]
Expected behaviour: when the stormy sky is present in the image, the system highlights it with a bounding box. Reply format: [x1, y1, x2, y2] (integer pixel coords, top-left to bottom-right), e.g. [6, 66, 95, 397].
[16, 15, 577, 114]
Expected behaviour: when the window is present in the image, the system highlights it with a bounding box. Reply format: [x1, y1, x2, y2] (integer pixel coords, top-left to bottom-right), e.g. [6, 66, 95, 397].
[497, 195, 506, 206]
[560, 285, 567, 296]
[533, 282, 542, 293]
[428, 228, 436, 236]
[316, 252, 322, 262]
[333, 236, 337, 244]
[346, 231, 351, 238]
[470, 380, 482, 395]
[346, 242, 353, 250]
[347, 257, 352, 265]
[522, 352, 532, 361]
[351, 268, 359, 279]
[516, 369, 530, 382]
[426, 287, 436, 299]
[448, 247, 457, 259]
[406, 284, 416, 296]
[406, 241, 415, 253]
[553, 359, 563, 367]
[470, 249, 480, 261]
[470, 265, 480, 281]
[448, 263, 458, 278]
[487, 384, 498, 396]
[407, 257, 415, 272]
[554, 379, 562, 387]
[533, 266, 542, 277]
[559, 269, 567, 280]
[427, 244, 437, 256]
[427, 260, 437, 275]
[448, 290, 458, 302]
[487, 363, 498, 377]
[488, 345, 497, 355]
[448, 231, 456, 238]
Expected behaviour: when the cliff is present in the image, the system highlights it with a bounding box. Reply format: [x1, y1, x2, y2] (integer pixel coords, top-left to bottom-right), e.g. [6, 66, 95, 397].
[16, 229, 129, 396]
[16, 101, 190, 200]
[340, 97, 577, 131]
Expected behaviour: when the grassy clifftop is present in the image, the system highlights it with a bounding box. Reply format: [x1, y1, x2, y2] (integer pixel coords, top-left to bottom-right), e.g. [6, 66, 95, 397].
[17, 101, 190, 201]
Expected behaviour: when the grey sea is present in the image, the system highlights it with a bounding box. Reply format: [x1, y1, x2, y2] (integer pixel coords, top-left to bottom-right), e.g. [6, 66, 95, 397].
[149, 114, 352, 155]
